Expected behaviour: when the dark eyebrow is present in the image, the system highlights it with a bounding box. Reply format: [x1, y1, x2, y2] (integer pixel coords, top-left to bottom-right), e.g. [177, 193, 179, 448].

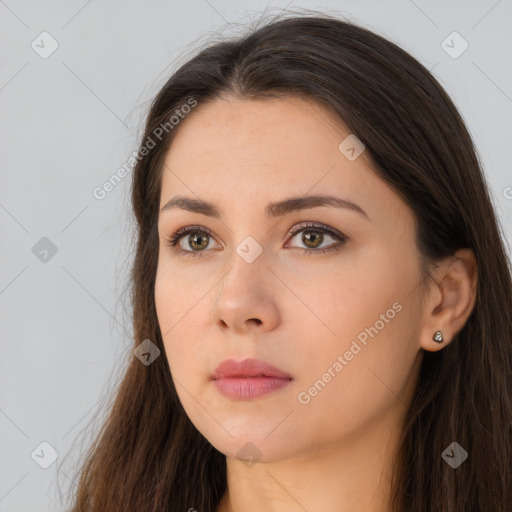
[159, 194, 369, 220]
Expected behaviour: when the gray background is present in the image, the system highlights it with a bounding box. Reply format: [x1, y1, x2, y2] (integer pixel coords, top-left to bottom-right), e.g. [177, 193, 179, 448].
[1, 0, 511, 510]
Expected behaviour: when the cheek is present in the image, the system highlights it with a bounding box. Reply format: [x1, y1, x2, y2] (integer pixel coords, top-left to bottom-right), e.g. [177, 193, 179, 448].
[154, 265, 198, 378]
[294, 256, 419, 409]
[154, 271, 176, 346]
[286, 251, 397, 349]
[154, 256, 204, 334]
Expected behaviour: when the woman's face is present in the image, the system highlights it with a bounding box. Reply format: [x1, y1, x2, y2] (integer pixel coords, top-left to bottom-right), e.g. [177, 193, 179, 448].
[155, 96, 426, 462]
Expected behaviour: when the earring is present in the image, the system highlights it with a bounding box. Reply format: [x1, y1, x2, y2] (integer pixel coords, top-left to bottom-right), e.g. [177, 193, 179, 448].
[432, 330, 444, 344]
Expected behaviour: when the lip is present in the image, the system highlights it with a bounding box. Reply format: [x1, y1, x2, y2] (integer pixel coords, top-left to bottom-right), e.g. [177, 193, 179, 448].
[211, 358, 293, 400]
[212, 358, 292, 379]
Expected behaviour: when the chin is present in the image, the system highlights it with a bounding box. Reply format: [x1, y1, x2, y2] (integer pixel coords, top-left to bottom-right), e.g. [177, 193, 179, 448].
[195, 421, 300, 464]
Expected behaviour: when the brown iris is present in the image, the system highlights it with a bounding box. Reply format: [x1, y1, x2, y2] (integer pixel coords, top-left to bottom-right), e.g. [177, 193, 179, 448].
[302, 230, 323, 248]
[188, 231, 209, 251]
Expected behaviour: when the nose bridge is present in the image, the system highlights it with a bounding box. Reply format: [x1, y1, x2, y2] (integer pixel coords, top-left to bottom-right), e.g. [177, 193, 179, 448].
[215, 240, 269, 304]
[211, 241, 279, 332]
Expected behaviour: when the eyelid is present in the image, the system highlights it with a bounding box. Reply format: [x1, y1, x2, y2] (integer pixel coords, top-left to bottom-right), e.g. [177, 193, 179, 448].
[163, 221, 347, 255]
[168, 224, 222, 250]
[168, 222, 344, 241]
[286, 221, 345, 243]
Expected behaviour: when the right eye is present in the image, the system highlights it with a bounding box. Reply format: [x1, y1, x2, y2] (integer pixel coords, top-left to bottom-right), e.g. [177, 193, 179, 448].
[162, 225, 220, 258]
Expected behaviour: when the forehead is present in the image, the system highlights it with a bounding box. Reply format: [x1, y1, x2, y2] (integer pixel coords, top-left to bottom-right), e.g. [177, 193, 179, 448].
[158, 96, 410, 230]
[165, 96, 346, 165]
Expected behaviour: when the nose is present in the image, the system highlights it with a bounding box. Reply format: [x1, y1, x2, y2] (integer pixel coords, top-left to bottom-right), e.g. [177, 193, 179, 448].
[211, 251, 280, 335]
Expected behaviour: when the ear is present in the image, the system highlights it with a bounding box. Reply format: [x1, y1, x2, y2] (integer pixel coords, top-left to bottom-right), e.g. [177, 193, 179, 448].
[419, 248, 478, 352]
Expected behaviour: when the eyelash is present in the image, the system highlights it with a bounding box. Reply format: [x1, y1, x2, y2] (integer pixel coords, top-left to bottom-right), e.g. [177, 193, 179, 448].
[162, 222, 347, 259]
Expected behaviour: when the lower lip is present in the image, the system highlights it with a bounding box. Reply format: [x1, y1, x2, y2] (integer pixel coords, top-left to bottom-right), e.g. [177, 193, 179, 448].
[213, 377, 292, 399]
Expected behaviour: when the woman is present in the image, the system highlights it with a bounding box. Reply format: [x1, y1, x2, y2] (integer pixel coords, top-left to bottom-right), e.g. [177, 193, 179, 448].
[67, 11, 512, 512]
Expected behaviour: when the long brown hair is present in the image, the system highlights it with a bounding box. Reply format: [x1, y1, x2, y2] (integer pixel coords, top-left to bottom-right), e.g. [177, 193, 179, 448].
[65, 9, 512, 511]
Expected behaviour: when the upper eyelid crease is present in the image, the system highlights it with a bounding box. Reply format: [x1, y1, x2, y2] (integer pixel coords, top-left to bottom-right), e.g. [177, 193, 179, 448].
[159, 194, 369, 221]
[165, 222, 346, 250]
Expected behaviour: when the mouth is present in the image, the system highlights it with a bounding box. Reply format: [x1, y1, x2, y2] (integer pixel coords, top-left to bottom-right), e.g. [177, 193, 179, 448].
[211, 358, 293, 400]
[212, 376, 292, 400]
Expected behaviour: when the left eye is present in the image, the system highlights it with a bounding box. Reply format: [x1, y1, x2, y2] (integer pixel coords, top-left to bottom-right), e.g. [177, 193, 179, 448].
[162, 222, 347, 257]
[287, 223, 344, 252]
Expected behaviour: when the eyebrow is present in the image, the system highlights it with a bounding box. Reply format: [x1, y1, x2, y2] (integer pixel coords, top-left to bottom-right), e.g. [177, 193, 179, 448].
[159, 194, 369, 220]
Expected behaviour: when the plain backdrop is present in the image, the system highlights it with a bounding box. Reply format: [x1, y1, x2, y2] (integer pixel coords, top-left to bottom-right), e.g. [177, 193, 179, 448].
[1, 1, 511, 510]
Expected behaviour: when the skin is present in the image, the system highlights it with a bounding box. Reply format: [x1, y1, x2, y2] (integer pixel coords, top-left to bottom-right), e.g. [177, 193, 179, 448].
[154, 96, 478, 511]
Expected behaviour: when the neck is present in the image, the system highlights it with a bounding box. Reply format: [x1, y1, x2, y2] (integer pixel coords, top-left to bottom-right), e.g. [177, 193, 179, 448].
[217, 405, 404, 512]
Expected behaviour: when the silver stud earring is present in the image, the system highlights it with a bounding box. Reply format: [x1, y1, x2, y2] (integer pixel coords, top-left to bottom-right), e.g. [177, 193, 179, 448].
[432, 330, 444, 344]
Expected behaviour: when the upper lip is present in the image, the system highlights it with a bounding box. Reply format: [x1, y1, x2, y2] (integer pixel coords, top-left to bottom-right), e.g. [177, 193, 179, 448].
[212, 358, 292, 380]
